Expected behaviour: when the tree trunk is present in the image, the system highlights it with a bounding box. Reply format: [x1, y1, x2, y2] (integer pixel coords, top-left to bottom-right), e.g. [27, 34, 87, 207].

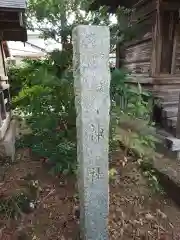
[60, 12, 68, 50]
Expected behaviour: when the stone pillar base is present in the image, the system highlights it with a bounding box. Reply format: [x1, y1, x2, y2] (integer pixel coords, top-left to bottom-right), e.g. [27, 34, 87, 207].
[0, 119, 17, 162]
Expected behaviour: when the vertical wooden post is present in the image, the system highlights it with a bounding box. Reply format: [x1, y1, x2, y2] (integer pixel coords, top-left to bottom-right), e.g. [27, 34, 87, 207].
[0, 104, 2, 127]
[151, 0, 162, 75]
[171, 30, 178, 74]
[116, 43, 120, 68]
[176, 93, 180, 139]
[171, 14, 179, 74]
[0, 42, 6, 76]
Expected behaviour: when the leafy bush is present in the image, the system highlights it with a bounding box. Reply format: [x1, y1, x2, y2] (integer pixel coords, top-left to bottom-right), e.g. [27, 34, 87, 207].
[110, 68, 158, 159]
[110, 68, 163, 193]
[13, 50, 77, 174]
[8, 64, 27, 98]
[8, 58, 53, 99]
[10, 52, 157, 176]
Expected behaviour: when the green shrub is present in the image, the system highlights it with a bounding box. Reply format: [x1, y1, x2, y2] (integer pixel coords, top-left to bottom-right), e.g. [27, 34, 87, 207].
[8, 65, 27, 98]
[10, 50, 157, 176]
[8, 58, 53, 98]
[110, 68, 159, 159]
[110, 69, 162, 193]
[13, 50, 77, 174]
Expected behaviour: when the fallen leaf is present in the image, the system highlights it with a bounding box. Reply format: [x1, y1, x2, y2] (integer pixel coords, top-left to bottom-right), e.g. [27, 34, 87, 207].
[156, 209, 167, 219]
[145, 213, 155, 221]
[169, 222, 174, 228]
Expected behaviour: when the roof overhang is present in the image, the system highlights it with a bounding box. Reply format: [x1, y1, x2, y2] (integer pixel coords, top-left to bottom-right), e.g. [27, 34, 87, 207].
[90, 0, 136, 12]
[0, 28, 27, 41]
[0, 3, 27, 41]
[2, 41, 10, 57]
[0, 0, 26, 10]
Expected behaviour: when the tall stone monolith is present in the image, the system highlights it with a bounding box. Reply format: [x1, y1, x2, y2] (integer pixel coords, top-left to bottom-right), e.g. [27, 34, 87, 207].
[72, 25, 110, 240]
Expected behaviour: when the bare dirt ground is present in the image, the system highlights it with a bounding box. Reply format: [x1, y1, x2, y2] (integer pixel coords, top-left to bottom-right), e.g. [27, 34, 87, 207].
[109, 152, 180, 240]
[0, 148, 180, 239]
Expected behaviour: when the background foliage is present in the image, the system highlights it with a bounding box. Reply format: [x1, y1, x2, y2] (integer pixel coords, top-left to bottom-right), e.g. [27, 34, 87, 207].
[10, 52, 156, 175]
[13, 50, 77, 174]
[27, 0, 136, 52]
[7, 0, 158, 176]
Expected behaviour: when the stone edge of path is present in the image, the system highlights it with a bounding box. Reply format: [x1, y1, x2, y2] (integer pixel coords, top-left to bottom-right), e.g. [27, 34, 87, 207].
[152, 155, 180, 205]
[115, 127, 180, 205]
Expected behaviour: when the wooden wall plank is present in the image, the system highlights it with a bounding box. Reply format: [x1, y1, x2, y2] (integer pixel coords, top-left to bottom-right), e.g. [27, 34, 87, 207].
[151, 0, 161, 75]
[132, 0, 156, 21]
[124, 61, 151, 74]
[121, 0, 156, 76]
[0, 0, 26, 9]
[125, 41, 152, 63]
[173, 21, 180, 74]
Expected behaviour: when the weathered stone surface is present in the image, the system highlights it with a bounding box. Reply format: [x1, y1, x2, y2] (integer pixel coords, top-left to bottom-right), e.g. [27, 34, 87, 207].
[0, 119, 17, 162]
[0, 112, 11, 140]
[73, 25, 110, 240]
[152, 154, 180, 205]
[165, 137, 180, 152]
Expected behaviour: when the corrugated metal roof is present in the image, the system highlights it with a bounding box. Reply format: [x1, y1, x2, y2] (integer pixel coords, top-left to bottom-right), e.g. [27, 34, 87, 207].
[7, 31, 62, 57]
[0, 0, 26, 9]
[7, 41, 45, 56]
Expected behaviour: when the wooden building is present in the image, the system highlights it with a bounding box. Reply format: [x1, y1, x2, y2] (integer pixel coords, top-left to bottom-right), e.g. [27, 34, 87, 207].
[93, 0, 180, 135]
[0, 0, 27, 159]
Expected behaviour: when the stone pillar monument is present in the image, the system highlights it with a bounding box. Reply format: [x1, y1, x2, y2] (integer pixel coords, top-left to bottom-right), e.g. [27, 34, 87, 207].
[73, 25, 110, 240]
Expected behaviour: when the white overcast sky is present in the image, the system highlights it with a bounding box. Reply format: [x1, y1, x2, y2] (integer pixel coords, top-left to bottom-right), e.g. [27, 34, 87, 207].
[7, 13, 117, 57]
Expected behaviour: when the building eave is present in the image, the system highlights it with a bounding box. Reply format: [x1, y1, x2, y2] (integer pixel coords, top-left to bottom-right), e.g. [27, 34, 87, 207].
[90, 0, 135, 12]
